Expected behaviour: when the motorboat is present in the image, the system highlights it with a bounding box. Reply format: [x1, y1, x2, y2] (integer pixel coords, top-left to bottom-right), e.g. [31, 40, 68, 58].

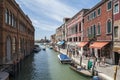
[58, 53, 72, 64]
[33, 45, 41, 52]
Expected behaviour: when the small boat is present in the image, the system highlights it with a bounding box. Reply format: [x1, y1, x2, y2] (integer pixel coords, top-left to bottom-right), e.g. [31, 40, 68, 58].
[33, 45, 41, 53]
[58, 53, 72, 64]
[69, 64, 92, 77]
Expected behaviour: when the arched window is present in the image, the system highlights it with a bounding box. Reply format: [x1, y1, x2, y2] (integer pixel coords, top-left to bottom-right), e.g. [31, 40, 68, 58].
[6, 36, 12, 62]
[106, 19, 112, 34]
[9, 11, 11, 25]
[5, 9, 9, 24]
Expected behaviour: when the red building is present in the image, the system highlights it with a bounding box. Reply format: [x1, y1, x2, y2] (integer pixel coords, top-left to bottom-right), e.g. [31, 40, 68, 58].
[66, 9, 89, 57]
[83, 0, 113, 64]
[113, 0, 120, 65]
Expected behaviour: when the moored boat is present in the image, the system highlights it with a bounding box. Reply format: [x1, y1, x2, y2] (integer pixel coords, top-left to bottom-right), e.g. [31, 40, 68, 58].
[33, 45, 41, 53]
[69, 64, 92, 77]
[58, 53, 72, 64]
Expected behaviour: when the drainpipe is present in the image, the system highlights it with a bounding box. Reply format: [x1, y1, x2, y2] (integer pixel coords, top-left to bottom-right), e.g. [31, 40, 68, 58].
[112, 0, 114, 64]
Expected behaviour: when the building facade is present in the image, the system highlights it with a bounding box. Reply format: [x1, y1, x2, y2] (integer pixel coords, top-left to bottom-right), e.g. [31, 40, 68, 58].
[66, 9, 89, 57]
[0, 0, 34, 64]
[113, 0, 120, 65]
[83, 0, 113, 64]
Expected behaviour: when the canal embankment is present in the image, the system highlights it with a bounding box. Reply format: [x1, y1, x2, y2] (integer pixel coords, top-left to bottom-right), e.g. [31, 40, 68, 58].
[54, 47, 120, 80]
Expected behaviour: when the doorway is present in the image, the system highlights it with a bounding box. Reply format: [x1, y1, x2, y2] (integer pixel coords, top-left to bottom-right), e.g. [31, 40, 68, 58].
[114, 52, 120, 65]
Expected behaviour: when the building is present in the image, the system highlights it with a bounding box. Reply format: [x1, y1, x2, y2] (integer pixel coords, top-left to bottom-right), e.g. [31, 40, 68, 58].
[0, 0, 34, 64]
[66, 9, 89, 57]
[113, 0, 120, 65]
[83, 0, 113, 64]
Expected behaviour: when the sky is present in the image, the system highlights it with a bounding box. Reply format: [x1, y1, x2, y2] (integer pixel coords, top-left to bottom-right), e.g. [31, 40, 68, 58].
[16, 0, 101, 40]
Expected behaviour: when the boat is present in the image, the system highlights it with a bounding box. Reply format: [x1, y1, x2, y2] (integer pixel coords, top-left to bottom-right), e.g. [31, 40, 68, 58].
[33, 45, 41, 53]
[57, 53, 72, 64]
[43, 48, 46, 51]
[69, 64, 92, 77]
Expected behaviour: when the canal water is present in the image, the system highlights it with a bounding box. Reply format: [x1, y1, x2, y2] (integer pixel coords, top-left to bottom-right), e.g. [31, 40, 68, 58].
[15, 44, 90, 80]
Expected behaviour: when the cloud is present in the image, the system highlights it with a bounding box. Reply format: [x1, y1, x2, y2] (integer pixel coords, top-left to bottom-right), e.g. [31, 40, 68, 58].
[32, 18, 58, 31]
[16, 0, 78, 22]
[16, 0, 78, 32]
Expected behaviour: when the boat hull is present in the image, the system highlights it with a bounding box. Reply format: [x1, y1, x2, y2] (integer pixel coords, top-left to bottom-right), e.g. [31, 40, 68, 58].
[69, 65, 92, 77]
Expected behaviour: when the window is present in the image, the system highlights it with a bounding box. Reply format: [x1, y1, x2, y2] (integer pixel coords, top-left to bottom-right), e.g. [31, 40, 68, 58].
[93, 11, 96, 18]
[5, 9, 9, 24]
[114, 26, 118, 38]
[79, 22, 81, 32]
[12, 37, 16, 54]
[93, 25, 96, 36]
[107, 1, 112, 10]
[12, 14, 14, 27]
[87, 15, 89, 21]
[9, 11, 11, 25]
[106, 19, 112, 34]
[97, 23, 101, 35]
[79, 37, 81, 41]
[98, 8, 101, 16]
[114, 2, 119, 14]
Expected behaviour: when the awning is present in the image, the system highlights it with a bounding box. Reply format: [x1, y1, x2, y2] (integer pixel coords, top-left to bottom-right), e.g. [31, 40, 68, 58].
[77, 42, 88, 47]
[89, 42, 109, 49]
[59, 41, 65, 45]
[113, 47, 120, 53]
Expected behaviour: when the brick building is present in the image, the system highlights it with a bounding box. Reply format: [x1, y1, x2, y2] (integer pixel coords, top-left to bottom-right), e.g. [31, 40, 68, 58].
[83, 0, 113, 64]
[0, 0, 34, 64]
[66, 9, 89, 57]
[113, 0, 120, 65]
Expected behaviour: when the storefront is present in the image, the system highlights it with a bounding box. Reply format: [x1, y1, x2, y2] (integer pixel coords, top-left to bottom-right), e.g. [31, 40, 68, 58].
[89, 41, 113, 64]
[77, 42, 88, 56]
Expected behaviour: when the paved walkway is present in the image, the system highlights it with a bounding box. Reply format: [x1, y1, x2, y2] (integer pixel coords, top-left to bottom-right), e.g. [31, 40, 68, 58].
[59, 48, 120, 80]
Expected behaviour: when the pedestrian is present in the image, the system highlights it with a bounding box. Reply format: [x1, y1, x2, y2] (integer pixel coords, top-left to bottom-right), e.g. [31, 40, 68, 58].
[102, 56, 105, 65]
[96, 57, 101, 66]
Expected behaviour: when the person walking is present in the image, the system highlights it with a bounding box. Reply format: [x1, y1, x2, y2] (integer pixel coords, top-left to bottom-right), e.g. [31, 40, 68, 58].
[101, 56, 105, 65]
[96, 57, 101, 66]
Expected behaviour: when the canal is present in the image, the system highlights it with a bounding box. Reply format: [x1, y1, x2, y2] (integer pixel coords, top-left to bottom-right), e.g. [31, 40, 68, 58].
[15, 44, 90, 80]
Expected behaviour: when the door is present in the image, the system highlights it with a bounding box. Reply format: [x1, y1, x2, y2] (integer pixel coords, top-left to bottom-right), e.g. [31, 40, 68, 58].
[115, 52, 119, 65]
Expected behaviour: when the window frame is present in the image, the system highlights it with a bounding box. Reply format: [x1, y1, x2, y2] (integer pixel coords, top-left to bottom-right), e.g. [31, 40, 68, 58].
[106, 19, 112, 34]
[107, 0, 112, 11]
[97, 7, 101, 16]
[97, 23, 101, 35]
[114, 26, 119, 38]
[113, 1, 119, 14]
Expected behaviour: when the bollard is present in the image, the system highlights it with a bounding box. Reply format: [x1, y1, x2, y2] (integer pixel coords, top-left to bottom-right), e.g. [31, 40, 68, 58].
[113, 66, 117, 80]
